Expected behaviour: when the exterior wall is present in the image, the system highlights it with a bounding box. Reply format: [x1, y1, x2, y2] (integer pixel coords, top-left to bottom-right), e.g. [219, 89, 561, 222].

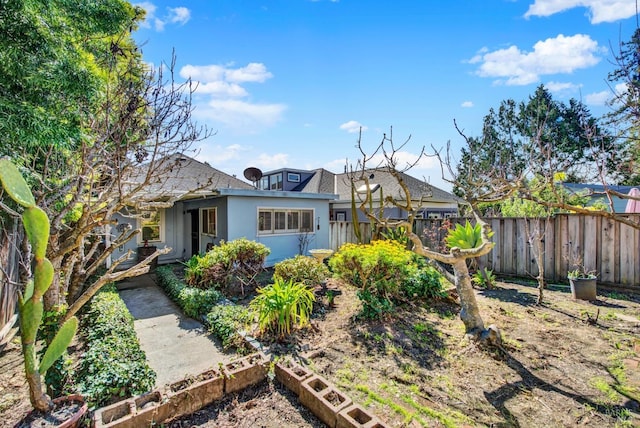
[259, 169, 316, 191]
[114, 193, 333, 269]
[226, 195, 331, 266]
[181, 198, 229, 256]
[114, 202, 185, 268]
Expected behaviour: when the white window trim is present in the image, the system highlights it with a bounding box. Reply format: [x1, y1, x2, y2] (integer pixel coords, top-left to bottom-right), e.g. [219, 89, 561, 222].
[137, 209, 165, 244]
[287, 172, 301, 183]
[257, 207, 315, 235]
[201, 207, 218, 237]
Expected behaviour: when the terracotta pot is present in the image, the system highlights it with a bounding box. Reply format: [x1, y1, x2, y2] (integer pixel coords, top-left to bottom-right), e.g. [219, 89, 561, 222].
[17, 394, 88, 428]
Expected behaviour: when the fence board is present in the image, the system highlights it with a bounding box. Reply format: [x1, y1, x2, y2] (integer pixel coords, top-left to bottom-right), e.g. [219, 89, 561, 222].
[600, 218, 616, 283]
[620, 221, 635, 286]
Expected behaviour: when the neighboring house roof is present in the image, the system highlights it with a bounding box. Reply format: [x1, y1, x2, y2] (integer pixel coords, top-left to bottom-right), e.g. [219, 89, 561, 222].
[293, 168, 458, 205]
[129, 154, 253, 207]
[562, 182, 639, 213]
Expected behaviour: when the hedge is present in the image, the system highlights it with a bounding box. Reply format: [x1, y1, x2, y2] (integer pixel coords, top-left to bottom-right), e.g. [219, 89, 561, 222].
[156, 265, 222, 318]
[76, 285, 156, 407]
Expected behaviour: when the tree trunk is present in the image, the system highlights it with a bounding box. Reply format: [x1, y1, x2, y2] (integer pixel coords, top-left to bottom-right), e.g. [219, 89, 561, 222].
[452, 259, 485, 336]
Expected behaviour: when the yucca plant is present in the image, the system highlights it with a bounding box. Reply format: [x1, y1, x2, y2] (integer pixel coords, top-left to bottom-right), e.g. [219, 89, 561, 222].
[445, 220, 494, 250]
[250, 278, 315, 338]
[0, 159, 79, 412]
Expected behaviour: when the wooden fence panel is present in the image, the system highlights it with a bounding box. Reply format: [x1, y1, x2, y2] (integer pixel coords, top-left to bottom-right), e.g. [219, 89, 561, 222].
[600, 218, 616, 284]
[329, 213, 640, 290]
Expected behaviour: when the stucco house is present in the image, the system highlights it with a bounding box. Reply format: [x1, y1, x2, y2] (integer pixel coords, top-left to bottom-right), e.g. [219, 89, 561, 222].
[257, 167, 459, 221]
[114, 155, 337, 267]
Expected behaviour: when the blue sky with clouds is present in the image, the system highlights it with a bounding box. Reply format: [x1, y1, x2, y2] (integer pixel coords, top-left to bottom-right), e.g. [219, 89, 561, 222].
[133, 1, 638, 191]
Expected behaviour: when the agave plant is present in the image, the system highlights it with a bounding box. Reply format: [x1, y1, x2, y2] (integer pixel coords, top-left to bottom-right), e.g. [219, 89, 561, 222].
[445, 220, 494, 250]
[0, 159, 78, 412]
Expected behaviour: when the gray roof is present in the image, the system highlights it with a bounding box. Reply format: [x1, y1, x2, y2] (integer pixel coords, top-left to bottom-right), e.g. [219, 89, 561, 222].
[299, 168, 458, 204]
[129, 154, 253, 206]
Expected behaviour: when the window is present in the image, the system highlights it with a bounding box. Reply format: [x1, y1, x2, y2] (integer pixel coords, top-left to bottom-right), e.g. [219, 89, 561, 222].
[335, 212, 346, 221]
[202, 208, 217, 236]
[259, 176, 269, 190]
[140, 210, 163, 243]
[287, 173, 301, 183]
[258, 208, 314, 234]
[270, 173, 283, 190]
[258, 210, 272, 232]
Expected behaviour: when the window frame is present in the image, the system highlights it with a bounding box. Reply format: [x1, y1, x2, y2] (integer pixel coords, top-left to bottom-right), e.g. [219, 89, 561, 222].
[201, 207, 218, 237]
[257, 207, 315, 235]
[138, 209, 164, 244]
[269, 173, 283, 190]
[287, 172, 301, 183]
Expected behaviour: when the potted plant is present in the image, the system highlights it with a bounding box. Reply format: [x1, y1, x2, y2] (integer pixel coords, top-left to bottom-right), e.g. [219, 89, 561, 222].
[0, 159, 87, 427]
[567, 268, 597, 301]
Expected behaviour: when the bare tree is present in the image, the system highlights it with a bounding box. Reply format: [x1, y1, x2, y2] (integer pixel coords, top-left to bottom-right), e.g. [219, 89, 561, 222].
[348, 128, 501, 346]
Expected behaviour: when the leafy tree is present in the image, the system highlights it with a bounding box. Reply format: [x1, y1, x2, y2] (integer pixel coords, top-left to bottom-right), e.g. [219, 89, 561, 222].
[607, 28, 640, 185]
[0, 0, 210, 321]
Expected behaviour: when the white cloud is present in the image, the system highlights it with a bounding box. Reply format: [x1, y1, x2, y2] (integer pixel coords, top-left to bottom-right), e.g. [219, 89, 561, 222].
[524, 0, 636, 24]
[585, 83, 627, 105]
[195, 99, 286, 131]
[180, 63, 285, 132]
[198, 143, 248, 164]
[585, 90, 611, 105]
[545, 81, 581, 93]
[461, 101, 474, 108]
[368, 151, 438, 172]
[169, 7, 190, 25]
[339, 120, 367, 133]
[135, 3, 191, 31]
[472, 34, 601, 85]
[254, 153, 290, 170]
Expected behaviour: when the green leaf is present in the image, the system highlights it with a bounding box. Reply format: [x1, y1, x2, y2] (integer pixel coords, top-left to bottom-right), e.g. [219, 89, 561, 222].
[23, 206, 50, 260]
[0, 159, 35, 208]
[33, 258, 54, 297]
[20, 299, 43, 343]
[21, 279, 34, 305]
[39, 316, 78, 374]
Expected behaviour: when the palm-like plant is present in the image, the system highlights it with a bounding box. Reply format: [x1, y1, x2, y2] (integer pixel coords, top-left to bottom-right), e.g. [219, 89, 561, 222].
[250, 278, 315, 338]
[445, 220, 494, 249]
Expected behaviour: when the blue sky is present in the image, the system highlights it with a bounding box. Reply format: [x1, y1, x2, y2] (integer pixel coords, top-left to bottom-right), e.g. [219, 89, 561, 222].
[133, 1, 638, 191]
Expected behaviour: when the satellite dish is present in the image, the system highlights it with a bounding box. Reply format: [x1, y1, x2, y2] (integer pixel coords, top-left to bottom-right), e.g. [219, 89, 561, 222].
[243, 167, 263, 187]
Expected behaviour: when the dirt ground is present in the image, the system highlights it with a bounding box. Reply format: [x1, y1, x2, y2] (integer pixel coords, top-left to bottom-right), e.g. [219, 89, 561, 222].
[2, 280, 640, 427]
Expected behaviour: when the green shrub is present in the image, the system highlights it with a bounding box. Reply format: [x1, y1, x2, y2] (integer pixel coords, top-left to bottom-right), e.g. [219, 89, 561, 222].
[330, 241, 445, 319]
[273, 255, 330, 287]
[76, 285, 155, 407]
[206, 304, 252, 350]
[156, 265, 222, 318]
[250, 278, 315, 338]
[356, 289, 395, 319]
[184, 238, 270, 291]
[472, 267, 496, 289]
[403, 266, 446, 299]
[329, 240, 416, 294]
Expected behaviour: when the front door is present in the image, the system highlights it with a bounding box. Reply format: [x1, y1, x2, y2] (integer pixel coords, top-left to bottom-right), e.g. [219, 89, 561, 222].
[190, 209, 199, 256]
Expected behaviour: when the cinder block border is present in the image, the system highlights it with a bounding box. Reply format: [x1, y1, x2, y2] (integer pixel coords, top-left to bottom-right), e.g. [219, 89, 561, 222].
[93, 352, 266, 428]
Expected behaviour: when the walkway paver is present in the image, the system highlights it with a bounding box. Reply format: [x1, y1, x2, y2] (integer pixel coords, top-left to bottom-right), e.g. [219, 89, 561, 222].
[117, 274, 229, 388]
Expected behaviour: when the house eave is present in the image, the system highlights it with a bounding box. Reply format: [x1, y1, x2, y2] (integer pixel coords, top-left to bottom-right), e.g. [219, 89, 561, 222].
[214, 188, 338, 200]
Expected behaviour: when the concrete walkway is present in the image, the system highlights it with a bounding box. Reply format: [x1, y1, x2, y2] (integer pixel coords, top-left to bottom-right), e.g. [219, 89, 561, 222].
[117, 275, 230, 388]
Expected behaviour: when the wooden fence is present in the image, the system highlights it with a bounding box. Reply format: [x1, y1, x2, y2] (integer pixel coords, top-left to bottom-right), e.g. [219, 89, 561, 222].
[0, 222, 21, 346]
[329, 214, 640, 290]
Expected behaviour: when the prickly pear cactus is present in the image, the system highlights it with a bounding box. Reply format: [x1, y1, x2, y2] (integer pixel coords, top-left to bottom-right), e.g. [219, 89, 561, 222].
[0, 158, 78, 412]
